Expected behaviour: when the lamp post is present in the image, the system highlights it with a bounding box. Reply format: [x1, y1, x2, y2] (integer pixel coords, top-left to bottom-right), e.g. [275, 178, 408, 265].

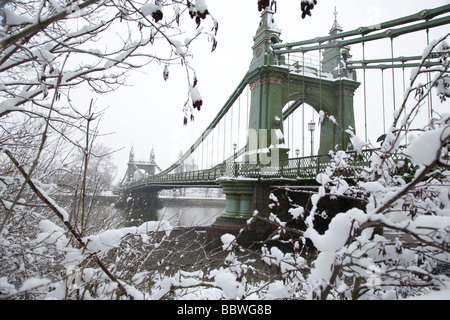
[295, 148, 300, 158]
[308, 121, 316, 156]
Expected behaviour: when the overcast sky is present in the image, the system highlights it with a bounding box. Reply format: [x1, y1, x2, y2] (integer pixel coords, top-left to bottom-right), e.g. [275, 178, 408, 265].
[89, 0, 450, 183]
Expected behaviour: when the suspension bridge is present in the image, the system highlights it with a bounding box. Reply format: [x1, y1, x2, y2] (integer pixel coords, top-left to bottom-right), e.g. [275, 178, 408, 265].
[120, 4, 450, 244]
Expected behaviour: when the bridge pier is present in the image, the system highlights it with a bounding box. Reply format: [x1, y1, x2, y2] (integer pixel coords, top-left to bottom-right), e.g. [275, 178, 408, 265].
[219, 179, 256, 220]
[122, 188, 163, 225]
[206, 180, 273, 247]
[206, 178, 370, 249]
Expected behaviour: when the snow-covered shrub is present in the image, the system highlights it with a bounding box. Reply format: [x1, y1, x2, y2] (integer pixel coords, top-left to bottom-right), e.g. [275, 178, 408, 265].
[247, 35, 450, 300]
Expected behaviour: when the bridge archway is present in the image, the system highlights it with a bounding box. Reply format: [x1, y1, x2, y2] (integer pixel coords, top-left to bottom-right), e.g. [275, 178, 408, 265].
[243, 9, 360, 163]
[280, 72, 360, 155]
[282, 101, 321, 157]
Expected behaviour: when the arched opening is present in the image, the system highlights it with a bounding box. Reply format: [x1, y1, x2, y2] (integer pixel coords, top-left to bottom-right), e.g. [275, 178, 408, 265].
[282, 101, 321, 158]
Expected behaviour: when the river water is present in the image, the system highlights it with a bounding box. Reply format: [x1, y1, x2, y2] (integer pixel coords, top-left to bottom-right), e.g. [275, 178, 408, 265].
[156, 197, 226, 227]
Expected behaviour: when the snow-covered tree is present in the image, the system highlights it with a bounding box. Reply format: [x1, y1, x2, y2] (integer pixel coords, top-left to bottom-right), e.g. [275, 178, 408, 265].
[0, 0, 220, 127]
[0, 0, 218, 299]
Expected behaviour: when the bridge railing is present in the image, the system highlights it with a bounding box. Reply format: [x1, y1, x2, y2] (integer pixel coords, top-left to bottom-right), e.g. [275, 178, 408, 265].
[274, 52, 322, 76]
[221, 155, 327, 180]
[220, 149, 380, 181]
[125, 148, 414, 189]
[138, 165, 224, 186]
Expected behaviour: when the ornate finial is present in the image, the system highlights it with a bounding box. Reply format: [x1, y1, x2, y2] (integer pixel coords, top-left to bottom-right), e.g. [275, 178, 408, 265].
[150, 146, 155, 163]
[329, 6, 342, 34]
[129, 146, 135, 162]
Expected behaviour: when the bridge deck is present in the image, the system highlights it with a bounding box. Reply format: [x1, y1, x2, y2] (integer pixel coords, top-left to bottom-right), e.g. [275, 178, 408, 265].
[125, 149, 403, 191]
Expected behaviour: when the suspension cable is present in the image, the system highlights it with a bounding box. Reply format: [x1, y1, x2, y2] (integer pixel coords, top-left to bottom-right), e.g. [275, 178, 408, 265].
[390, 37, 396, 111]
[302, 52, 305, 157]
[230, 101, 234, 159]
[246, 85, 250, 134]
[426, 28, 433, 119]
[402, 60, 408, 145]
[319, 47, 322, 116]
[211, 126, 215, 166]
[381, 68, 386, 133]
[238, 94, 241, 159]
[217, 120, 220, 165]
[287, 52, 291, 157]
[362, 40, 368, 143]
[202, 133, 205, 170]
[223, 111, 226, 162]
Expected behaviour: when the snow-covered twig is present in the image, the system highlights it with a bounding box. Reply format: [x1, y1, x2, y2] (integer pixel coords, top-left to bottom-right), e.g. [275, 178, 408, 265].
[3, 149, 133, 299]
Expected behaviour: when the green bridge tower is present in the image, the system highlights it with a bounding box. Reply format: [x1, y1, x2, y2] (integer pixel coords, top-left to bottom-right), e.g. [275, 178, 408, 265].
[208, 8, 361, 244]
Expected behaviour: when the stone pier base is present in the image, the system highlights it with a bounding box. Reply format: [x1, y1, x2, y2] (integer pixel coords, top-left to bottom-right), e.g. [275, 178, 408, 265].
[122, 187, 163, 225]
[206, 179, 272, 247]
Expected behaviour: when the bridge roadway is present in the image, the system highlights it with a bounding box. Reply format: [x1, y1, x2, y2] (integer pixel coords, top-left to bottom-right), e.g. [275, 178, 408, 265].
[124, 149, 387, 191]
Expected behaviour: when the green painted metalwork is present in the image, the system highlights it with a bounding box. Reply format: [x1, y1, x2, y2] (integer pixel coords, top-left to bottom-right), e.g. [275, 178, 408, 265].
[244, 8, 360, 159]
[125, 146, 161, 183]
[219, 180, 256, 219]
[273, 5, 450, 55]
[126, 5, 449, 191]
[123, 5, 449, 224]
[346, 54, 443, 70]
[125, 148, 395, 190]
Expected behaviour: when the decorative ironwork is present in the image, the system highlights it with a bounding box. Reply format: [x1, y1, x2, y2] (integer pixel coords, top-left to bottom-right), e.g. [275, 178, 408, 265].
[125, 149, 409, 190]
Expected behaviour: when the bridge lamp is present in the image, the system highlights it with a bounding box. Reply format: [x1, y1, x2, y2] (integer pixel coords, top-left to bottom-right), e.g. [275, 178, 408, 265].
[308, 121, 316, 156]
[295, 148, 300, 158]
[233, 142, 238, 177]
